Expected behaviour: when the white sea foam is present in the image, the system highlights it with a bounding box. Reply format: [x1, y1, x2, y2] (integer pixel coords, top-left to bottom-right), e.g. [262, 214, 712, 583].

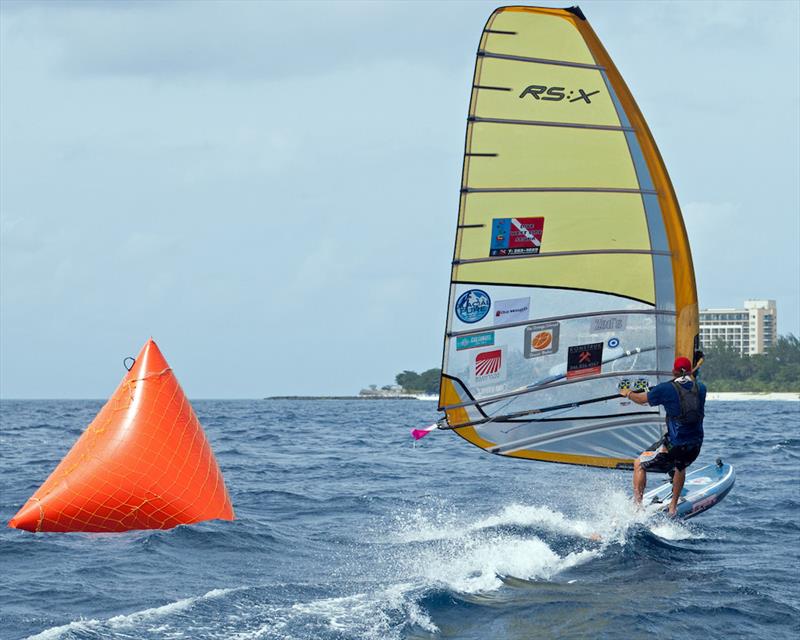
[107, 588, 232, 627]
[588, 486, 700, 541]
[25, 588, 234, 640]
[26, 582, 432, 640]
[649, 521, 696, 540]
[390, 501, 598, 545]
[268, 508, 602, 638]
[415, 535, 598, 593]
[383, 501, 606, 597]
[392, 490, 642, 547]
[387, 485, 703, 594]
[288, 583, 437, 640]
[25, 618, 101, 640]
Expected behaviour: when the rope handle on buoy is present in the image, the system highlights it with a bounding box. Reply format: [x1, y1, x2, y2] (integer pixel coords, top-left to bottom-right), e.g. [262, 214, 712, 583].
[123, 357, 136, 371]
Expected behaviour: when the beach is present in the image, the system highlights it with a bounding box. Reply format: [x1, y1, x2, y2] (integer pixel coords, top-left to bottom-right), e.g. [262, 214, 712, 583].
[707, 392, 799, 401]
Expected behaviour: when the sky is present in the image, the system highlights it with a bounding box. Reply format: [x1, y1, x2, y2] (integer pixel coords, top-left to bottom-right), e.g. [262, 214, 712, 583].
[1, 0, 798, 399]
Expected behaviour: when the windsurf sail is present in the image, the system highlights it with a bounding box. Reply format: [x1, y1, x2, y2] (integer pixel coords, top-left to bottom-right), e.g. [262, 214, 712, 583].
[437, 6, 698, 469]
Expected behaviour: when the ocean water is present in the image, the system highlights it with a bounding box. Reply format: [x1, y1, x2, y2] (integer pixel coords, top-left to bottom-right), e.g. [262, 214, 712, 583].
[1, 399, 798, 640]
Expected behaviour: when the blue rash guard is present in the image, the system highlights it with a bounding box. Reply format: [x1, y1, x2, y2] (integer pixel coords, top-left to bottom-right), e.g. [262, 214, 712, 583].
[647, 378, 706, 446]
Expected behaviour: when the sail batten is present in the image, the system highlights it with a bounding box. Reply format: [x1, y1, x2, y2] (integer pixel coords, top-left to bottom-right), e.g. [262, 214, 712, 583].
[449, 309, 676, 338]
[441, 368, 674, 413]
[468, 116, 634, 132]
[455, 249, 671, 264]
[462, 187, 658, 194]
[477, 50, 605, 70]
[438, 6, 698, 469]
[491, 417, 663, 454]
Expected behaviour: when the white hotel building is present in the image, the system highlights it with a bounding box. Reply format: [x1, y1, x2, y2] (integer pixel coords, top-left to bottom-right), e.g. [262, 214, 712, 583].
[699, 300, 777, 356]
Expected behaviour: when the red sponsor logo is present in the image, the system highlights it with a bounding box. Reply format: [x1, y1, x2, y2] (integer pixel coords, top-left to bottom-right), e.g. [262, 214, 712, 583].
[475, 349, 502, 378]
[490, 217, 545, 256]
[508, 217, 544, 251]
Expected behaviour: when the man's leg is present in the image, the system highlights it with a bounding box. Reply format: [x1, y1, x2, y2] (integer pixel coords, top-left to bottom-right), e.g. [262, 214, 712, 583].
[633, 456, 647, 504]
[669, 467, 686, 516]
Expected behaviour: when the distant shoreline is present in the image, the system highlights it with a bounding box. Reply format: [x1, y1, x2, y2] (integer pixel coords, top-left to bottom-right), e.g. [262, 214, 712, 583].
[264, 392, 799, 402]
[707, 392, 799, 401]
[264, 395, 438, 401]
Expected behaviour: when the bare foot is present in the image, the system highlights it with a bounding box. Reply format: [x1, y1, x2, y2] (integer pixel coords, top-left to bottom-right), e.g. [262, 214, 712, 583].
[668, 505, 678, 517]
[588, 532, 602, 541]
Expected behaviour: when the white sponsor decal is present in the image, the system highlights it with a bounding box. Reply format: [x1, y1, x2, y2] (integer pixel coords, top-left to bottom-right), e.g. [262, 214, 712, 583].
[493, 297, 530, 325]
[591, 315, 628, 332]
[471, 346, 507, 386]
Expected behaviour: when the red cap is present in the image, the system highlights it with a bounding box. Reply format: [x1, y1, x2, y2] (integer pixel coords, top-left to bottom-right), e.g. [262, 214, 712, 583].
[673, 356, 692, 372]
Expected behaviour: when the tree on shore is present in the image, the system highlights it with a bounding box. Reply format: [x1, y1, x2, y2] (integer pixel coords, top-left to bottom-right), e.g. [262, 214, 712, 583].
[395, 369, 441, 394]
[700, 334, 799, 392]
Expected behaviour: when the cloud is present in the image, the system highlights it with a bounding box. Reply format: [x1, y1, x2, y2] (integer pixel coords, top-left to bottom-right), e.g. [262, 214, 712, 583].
[1, 1, 481, 82]
[684, 201, 799, 326]
[1, 0, 798, 397]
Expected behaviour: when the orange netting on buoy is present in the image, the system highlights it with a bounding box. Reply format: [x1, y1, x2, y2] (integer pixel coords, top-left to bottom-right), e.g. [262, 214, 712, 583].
[8, 339, 235, 533]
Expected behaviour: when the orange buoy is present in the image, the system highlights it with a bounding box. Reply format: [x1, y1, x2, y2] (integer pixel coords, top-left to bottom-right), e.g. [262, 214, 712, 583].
[8, 339, 234, 533]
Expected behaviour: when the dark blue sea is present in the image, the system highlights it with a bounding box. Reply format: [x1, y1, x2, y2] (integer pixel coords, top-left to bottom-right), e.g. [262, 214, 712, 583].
[1, 399, 798, 640]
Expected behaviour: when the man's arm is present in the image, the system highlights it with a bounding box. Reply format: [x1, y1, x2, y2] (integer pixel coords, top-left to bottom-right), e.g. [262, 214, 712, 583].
[620, 388, 649, 405]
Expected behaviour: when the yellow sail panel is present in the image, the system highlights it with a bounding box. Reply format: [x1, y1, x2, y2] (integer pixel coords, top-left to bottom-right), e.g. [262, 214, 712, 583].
[454, 253, 656, 305]
[481, 9, 595, 64]
[440, 377, 495, 449]
[466, 124, 638, 189]
[473, 58, 620, 127]
[458, 192, 651, 257]
[502, 449, 634, 468]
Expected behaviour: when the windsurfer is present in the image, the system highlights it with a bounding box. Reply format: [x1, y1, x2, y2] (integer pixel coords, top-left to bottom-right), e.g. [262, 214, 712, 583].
[620, 357, 706, 516]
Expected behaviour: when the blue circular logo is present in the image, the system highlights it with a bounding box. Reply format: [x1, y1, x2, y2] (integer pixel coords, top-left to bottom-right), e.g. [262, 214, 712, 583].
[455, 289, 491, 324]
[608, 337, 620, 348]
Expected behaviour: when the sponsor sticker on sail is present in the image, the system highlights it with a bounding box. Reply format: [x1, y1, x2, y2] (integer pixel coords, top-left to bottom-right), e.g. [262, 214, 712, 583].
[490, 217, 544, 256]
[456, 331, 495, 351]
[591, 316, 628, 332]
[455, 289, 491, 324]
[471, 346, 506, 386]
[566, 342, 603, 379]
[493, 297, 530, 325]
[524, 322, 559, 358]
